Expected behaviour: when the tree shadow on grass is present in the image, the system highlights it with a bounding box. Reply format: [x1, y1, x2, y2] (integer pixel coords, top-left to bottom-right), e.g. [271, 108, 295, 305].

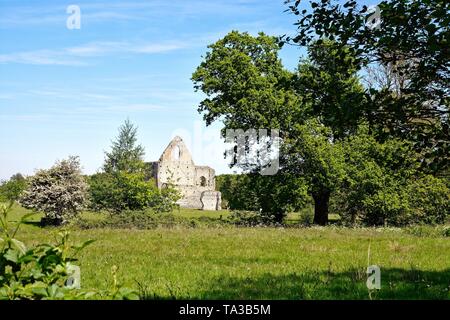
[21, 220, 42, 227]
[192, 268, 450, 300]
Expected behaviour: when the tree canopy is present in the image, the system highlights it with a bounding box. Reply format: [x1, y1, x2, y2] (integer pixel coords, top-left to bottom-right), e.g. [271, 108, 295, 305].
[104, 119, 146, 174]
[193, 31, 361, 224]
[284, 0, 449, 173]
[193, 20, 449, 226]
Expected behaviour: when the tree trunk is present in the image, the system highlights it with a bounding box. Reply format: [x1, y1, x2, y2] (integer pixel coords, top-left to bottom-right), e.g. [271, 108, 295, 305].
[313, 190, 330, 226]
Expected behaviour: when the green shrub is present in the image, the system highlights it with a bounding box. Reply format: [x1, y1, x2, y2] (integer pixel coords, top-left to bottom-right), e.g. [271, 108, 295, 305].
[88, 171, 159, 213]
[361, 187, 411, 226]
[77, 210, 228, 230]
[217, 174, 307, 223]
[405, 175, 450, 224]
[404, 225, 450, 238]
[151, 184, 181, 213]
[77, 210, 191, 229]
[227, 210, 280, 227]
[442, 226, 450, 237]
[0, 174, 27, 203]
[334, 128, 450, 226]
[0, 203, 138, 300]
[216, 174, 259, 211]
[298, 206, 314, 226]
[88, 171, 180, 214]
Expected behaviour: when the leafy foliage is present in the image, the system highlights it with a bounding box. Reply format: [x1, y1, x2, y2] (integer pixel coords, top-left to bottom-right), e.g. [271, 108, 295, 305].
[283, 119, 346, 224]
[0, 203, 138, 300]
[152, 182, 181, 213]
[88, 171, 180, 214]
[216, 174, 261, 211]
[88, 171, 159, 213]
[89, 120, 180, 214]
[19, 157, 88, 226]
[0, 173, 27, 203]
[192, 30, 300, 130]
[294, 40, 366, 139]
[76, 210, 226, 230]
[192, 31, 323, 223]
[285, 0, 450, 173]
[405, 175, 450, 225]
[227, 210, 278, 227]
[332, 126, 450, 226]
[216, 173, 307, 223]
[192, 31, 368, 225]
[104, 119, 146, 174]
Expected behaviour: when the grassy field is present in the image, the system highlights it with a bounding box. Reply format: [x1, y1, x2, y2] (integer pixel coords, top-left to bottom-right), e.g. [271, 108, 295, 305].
[6, 205, 450, 300]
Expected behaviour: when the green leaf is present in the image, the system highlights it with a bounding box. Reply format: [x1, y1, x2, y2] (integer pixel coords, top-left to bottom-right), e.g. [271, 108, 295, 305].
[72, 239, 95, 252]
[11, 239, 27, 255]
[31, 287, 49, 297]
[4, 249, 18, 263]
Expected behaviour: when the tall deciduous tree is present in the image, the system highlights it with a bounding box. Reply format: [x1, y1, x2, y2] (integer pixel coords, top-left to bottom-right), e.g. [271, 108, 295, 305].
[283, 119, 346, 225]
[295, 40, 366, 139]
[285, 0, 449, 173]
[193, 31, 301, 131]
[193, 31, 355, 224]
[192, 31, 305, 223]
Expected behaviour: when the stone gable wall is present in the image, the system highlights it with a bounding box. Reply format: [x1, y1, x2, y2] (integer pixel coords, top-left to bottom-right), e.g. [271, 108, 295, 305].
[150, 136, 221, 210]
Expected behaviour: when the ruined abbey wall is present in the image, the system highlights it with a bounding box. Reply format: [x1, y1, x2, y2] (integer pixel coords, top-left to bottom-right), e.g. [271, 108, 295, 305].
[150, 136, 221, 210]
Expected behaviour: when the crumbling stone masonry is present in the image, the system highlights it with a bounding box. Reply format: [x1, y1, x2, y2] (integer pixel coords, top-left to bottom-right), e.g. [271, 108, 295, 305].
[149, 136, 221, 210]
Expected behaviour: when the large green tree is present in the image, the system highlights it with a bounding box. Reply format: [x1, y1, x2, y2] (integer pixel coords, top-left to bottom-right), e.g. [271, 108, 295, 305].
[285, 0, 449, 174]
[192, 31, 305, 222]
[294, 40, 366, 139]
[193, 31, 359, 224]
[283, 119, 346, 225]
[193, 31, 301, 130]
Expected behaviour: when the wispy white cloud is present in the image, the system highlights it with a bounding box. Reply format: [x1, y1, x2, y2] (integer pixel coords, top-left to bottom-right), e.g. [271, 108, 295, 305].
[108, 103, 165, 112]
[0, 40, 187, 66]
[0, 103, 166, 124]
[19, 88, 170, 114]
[27, 89, 117, 101]
[0, 0, 264, 28]
[0, 4, 138, 28]
[62, 104, 165, 114]
[0, 50, 87, 66]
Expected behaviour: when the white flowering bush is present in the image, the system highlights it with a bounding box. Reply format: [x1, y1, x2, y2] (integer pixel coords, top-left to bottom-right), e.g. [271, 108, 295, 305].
[19, 156, 88, 226]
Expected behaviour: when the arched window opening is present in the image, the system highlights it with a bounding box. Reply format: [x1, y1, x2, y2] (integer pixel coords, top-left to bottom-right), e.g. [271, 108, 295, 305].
[171, 145, 180, 161]
[200, 176, 207, 187]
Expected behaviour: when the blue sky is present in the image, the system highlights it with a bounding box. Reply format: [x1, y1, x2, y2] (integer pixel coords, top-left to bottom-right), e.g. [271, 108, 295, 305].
[0, 0, 370, 180]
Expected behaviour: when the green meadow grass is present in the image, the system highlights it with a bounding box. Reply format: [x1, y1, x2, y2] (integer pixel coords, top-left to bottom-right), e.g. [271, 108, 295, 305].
[5, 205, 450, 300]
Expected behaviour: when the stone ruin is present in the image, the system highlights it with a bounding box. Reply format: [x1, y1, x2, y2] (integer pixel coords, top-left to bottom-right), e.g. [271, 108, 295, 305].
[149, 136, 221, 210]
